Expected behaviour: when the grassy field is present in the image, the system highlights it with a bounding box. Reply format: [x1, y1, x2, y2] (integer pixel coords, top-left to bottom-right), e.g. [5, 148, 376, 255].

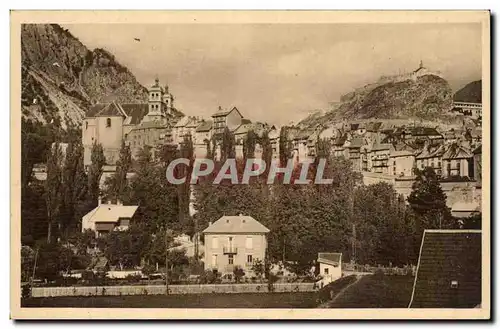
[22, 292, 318, 308]
[329, 274, 415, 308]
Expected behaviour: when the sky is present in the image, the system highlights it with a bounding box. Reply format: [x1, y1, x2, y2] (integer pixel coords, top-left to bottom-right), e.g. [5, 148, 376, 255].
[64, 23, 482, 126]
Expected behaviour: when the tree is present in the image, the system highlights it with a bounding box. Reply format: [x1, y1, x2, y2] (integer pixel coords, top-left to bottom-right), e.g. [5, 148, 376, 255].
[103, 141, 131, 203]
[407, 167, 456, 231]
[243, 130, 257, 161]
[99, 226, 149, 270]
[461, 212, 481, 229]
[251, 259, 265, 278]
[233, 266, 245, 283]
[221, 127, 235, 162]
[60, 142, 87, 236]
[87, 142, 106, 207]
[44, 142, 63, 243]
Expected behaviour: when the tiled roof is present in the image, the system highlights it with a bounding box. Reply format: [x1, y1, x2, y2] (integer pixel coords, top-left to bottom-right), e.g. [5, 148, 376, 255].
[416, 144, 445, 159]
[174, 116, 190, 128]
[120, 104, 149, 125]
[203, 215, 270, 234]
[371, 143, 391, 152]
[318, 252, 342, 266]
[212, 106, 242, 118]
[409, 230, 481, 308]
[83, 204, 138, 224]
[442, 143, 473, 160]
[366, 122, 383, 132]
[87, 103, 149, 125]
[133, 120, 169, 130]
[195, 120, 213, 132]
[411, 127, 442, 137]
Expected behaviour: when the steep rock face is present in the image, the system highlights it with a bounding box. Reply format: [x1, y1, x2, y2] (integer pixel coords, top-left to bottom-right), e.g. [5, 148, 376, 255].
[336, 74, 453, 120]
[453, 80, 481, 103]
[21, 24, 148, 129]
[298, 74, 454, 129]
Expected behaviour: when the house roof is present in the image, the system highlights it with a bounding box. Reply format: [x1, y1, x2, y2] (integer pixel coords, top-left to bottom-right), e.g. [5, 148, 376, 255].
[411, 127, 442, 137]
[366, 122, 383, 132]
[203, 215, 270, 234]
[133, 120, 169, 130]
[195, 120, 213, 132]
[473, 144, 482, 155]
[452, 201, 481, 212]
[87, 103, 149, 125]
[371, 143, 391, 152]
[83, 204, 138, 224]
[174, 116, 190, 128]
[212, 106, 242, 118]
[416, 144, 446, 159]
[409, 230, 481, 308]
[318, 252, 342, 266]
[442, 143, 473, 160]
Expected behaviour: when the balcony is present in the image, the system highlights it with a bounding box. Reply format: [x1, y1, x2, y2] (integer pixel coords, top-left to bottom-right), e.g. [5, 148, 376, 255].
[223, 246, 238, 254]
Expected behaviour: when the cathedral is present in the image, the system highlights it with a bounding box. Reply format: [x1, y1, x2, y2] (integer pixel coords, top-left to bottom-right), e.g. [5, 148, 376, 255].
[82, 78, 180, 167]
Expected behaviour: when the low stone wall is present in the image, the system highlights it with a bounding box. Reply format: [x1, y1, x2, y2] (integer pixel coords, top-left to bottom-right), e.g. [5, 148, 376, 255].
[31, 283, 315, 298]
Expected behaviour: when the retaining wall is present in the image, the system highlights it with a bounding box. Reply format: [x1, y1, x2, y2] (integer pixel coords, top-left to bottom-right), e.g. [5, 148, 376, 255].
[31, 283, 315, 298]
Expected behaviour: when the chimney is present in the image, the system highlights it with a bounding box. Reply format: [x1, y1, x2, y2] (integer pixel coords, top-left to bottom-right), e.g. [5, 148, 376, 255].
[117, 199, 123, 206]
[208, 221, 212, 226]
[107, 200, 112, 205]
[98, 196, 102, 206]
[239, 213, 243, 216]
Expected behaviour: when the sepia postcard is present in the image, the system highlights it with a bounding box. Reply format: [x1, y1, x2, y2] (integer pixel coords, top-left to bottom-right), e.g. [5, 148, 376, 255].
[10, 10, 490, 320]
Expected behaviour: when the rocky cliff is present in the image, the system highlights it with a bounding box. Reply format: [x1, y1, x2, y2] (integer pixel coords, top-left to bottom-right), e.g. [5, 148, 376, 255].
[453, 80, 482, 103]
[298, 73, 454, 129]
[21, 24, 149, 129]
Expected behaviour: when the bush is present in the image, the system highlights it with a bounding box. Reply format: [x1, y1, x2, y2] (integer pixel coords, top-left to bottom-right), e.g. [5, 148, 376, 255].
[21, 284, 32, 299]
[125, 274, 142, 284]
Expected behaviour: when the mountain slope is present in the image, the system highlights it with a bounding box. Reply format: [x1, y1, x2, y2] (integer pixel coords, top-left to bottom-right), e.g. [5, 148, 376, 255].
[298, 73, 454, 128]
[453, 80, 481, 103]
[21, 24, 149, 129]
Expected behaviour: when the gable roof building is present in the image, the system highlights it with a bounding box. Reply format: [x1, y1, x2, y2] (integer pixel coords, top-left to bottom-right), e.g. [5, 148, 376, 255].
[409, 230, 481, 308]
[203, 215, 270, 234]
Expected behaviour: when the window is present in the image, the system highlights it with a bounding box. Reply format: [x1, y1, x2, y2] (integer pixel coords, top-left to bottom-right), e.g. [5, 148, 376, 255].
[324, 268, 329, 275]
[85, 121, 88, 130]
[247, 255, 253, 263]
[211, 254, 218, 267]
[451, 280, 459, 289]
[212, 237, 218, 249]
[457, 162, 461, 175]
[246, 237, 253, 249]
[228, 254, 234, 265]
[106, 118, 111, 128]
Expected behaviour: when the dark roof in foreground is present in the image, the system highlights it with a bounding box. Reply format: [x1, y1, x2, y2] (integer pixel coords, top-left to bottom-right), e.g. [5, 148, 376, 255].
[203, 215, 270, 234]
[409, 230, 481, 308]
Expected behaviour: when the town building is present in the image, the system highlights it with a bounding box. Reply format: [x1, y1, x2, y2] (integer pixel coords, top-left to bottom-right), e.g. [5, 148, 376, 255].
[415, 143, 446, 176]
[82, 78, 179, 166]
[441, 143, 474, 179]
[269, 127, 280, 159]
[202, 214, 270, 276]
[317, 252, 342, 286]
[211, 106, 243, 135]
[81, 200, 138, 238]
[389, 143, 417, 177]
[344, 136, 364, 171]
[369, 143, 391, 174]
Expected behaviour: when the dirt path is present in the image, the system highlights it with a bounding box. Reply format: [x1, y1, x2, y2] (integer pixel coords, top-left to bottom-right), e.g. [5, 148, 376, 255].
[318, 275, 362, 308]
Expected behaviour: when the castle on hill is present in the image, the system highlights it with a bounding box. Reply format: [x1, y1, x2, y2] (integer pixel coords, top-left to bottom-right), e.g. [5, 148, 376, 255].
[378, 60, 444, 83]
